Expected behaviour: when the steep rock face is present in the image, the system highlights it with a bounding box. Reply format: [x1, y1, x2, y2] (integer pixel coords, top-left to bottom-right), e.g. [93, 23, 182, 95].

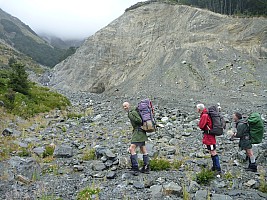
[49, 3, 267, 98]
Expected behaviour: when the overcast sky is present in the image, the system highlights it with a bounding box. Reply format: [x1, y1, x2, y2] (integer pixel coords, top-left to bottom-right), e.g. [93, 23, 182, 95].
[0, 0, 146, 40]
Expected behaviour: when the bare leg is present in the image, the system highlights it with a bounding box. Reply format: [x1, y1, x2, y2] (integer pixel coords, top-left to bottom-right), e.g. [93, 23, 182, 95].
[129, 144, 137, 155]
[140, 145, 147, 155]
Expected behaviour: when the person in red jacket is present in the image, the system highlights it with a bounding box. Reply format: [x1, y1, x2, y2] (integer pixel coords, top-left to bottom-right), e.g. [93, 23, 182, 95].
[197, 103, 222, 174]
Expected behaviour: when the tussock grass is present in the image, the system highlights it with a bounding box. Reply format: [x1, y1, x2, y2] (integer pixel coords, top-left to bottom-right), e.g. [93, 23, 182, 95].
[77, 184, 100, 200]
[0, 136, 19, 161]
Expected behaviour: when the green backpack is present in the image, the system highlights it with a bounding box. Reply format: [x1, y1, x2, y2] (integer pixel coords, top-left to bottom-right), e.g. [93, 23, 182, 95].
[248, 113, 265, 144]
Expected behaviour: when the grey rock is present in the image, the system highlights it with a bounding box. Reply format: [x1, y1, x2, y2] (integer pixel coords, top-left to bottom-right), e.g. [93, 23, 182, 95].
[182, 132, 192, 137]
[211, 194, 233, 200]
[122, 173, 131, 180]
[195, 152, 207, 158]
[163, 147, 176, 155]
[244, 179, 256, 187]
[32, 147, 45, 157]
[53, 145, 73, 158]
[73, 165, 84, 171]
[93, 114, 102, 121]
[118, 156, 130, 169]
[95, 146, 116, 159]
[150, 185, 163, 199]
[163, 181, 182, 196]
[12, 130, 22, 137]
[2, 128, 13, 136]
[169, 138, 179, 145]
[233, 160, 240, 166]
[78, 144, 86, 150]
[133, 181, 145, 189]
[15, 174, 31, 184]
[93, 172, 105, 178]
[195, 190, 209, 200]
[8, 156, 41, 180]
[212, 180, 227, 188]
[106, 171, 116, 179]
[16, 142, 28, 148]
[104, 160, 113, 168]
[91, 161, 106, 171]
[161, 117, 169, 123]
[145, 143, 158, 158]
[100, 156, 108, 162]
[112, 159, 119, 165]
[188, 181, 200, 193]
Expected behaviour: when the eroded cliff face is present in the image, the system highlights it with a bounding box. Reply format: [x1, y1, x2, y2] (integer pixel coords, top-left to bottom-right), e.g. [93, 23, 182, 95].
[48, 2, 267, 99]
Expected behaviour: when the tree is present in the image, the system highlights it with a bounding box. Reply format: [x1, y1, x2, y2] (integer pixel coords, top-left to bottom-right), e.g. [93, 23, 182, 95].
[9, 62, 29, 95]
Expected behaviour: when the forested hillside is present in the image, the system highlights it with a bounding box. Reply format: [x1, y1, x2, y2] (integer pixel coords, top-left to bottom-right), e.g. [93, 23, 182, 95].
[0, 9, 77, 67]
[176, 0, 267, 16]
[127, 0, 267, 16]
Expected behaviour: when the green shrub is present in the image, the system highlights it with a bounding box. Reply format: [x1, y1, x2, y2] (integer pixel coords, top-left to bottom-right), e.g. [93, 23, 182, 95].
[43, 145, 55, 158]
[259, 172, 267, 193]
[0, 62, 71, 118]
[82, 148, 96, 161]
[39, 195, 62, 200]
[77, 186, 100, 200]
[0, 136, 19, 161]
[67, 112, 83, 119]
[224, 171, 234, 180]
[172, 159, 183, 170]
[182, 184, 190, 200]
[196, 168, 215, 185]
[9, 62, 29, 95]
[17, 147, 31, 157]
[0, 81, 70, 118]
[42, 164, 59, 175]
[150, 158, 171, 171]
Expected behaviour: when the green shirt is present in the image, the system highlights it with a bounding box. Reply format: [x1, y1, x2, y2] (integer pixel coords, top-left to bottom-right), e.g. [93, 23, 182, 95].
[128, 108, 148, 143]
[236, 119, 252, 150]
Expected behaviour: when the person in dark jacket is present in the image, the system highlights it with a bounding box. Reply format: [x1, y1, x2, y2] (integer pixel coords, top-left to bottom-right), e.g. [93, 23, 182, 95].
[197, 103, 222, 174]
[232, 112, 257, 172]
[123, 102, 149, 175]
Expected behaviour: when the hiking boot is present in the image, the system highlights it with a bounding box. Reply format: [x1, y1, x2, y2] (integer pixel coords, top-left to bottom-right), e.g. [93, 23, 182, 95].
[246, 163, 257, 172]
[130, 167, 139, 176]
[130, 154, 139, 175]
[214, 169, 222, 176]
[211, 154, 221, 173]
[140, 165, 150, 174]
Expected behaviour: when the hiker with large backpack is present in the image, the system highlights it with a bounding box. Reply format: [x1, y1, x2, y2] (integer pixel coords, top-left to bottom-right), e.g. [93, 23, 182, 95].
[231, 112, 264, 172]
[196, 103, 222, 174]
[122, 101, 150, 175]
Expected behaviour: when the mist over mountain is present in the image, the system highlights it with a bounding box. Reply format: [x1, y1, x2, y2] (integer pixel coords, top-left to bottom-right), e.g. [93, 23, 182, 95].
[0, 8, 78, 67]
[39, 33, 84, 50]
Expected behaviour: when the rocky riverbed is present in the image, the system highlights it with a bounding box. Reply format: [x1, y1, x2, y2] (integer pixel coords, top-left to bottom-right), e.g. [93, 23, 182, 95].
[0, 90, 266, 200]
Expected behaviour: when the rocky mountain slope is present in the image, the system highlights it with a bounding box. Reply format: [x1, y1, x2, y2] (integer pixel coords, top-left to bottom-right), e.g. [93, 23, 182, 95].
[48, 2, 267, 109]
[0, 91, 266, 199]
